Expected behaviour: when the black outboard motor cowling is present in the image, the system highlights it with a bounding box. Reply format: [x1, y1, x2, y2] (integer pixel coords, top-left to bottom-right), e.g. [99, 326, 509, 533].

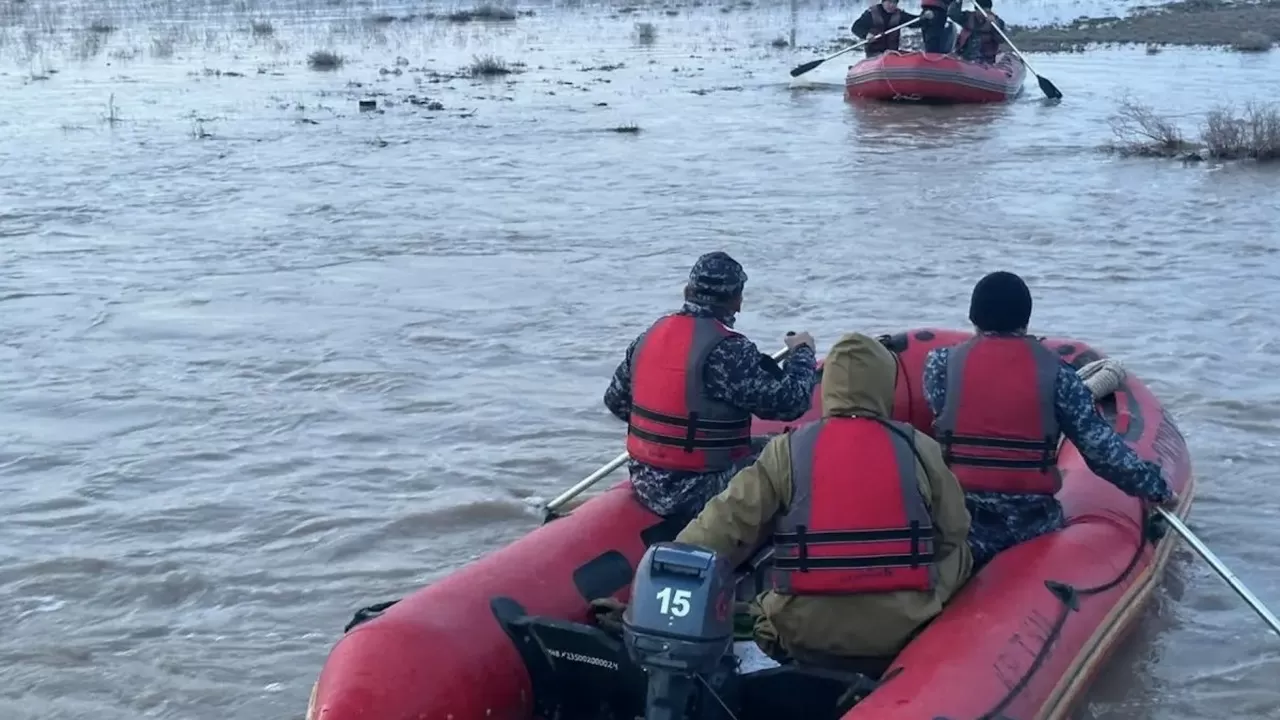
[623, 542, 737, 720]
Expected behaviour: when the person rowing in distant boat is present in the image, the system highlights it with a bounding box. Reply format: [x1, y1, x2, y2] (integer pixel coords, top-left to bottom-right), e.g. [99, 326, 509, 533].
[850, 0, 920, 57]
[603, 252, 819, 524]
[918, 0, 958, 53]
[923, 271, 1176, 569]
[948, 0, 1007, 63]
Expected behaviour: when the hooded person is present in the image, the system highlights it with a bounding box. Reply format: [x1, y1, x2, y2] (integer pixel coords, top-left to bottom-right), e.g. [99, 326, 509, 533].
[603, 252, 820, 523]
[675, 333, 973, 664]
[922, 271, 1175, 569]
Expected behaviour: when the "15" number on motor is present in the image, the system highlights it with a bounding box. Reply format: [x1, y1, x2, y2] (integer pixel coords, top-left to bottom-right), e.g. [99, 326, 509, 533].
[655, 587, 692, 617]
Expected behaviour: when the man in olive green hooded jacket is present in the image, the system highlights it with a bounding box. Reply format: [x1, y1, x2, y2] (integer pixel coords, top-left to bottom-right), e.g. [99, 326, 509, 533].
[675, 332, 974, 663]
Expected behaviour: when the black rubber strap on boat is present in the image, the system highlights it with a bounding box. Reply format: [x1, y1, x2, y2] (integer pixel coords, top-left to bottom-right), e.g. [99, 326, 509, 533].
[973, 510, 1154, 720]
[344, 599, 400, 633]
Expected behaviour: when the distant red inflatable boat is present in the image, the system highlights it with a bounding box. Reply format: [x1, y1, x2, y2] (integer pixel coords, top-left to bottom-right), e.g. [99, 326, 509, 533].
[307, 328, 1195, 720]
[846, 50, 1026, 103]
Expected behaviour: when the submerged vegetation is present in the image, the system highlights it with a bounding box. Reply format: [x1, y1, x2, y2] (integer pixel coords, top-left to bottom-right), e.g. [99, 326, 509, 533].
[307, 49, 344, 70]
[447, 5, 518, 22]
[1109, 97, 1280, 162]
[466, 53, 511, 77]
[635, 22, 657, 45]
[1231, 31, 1273, 52]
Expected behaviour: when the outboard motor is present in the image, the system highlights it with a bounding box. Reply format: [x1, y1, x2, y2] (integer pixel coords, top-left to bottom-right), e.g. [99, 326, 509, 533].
[623, 542, 737, 720]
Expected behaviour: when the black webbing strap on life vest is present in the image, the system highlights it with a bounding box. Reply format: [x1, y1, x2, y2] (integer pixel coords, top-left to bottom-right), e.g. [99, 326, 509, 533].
[628, 404, 752, 453]
[773, 521, 935, 572]
[937, 431, 1057, 471]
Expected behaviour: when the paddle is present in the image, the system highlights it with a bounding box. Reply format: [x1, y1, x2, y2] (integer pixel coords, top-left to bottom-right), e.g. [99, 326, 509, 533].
[1155, 507, 1280, 638]
[542, 341, 797, 518]
[789, 17, 923, 78]
[1077, 358, 1280, 638]
[971, 3, 1062, 99]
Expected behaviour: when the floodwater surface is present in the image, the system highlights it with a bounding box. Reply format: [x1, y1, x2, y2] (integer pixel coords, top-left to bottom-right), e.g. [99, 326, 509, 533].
[2, 1, 1279, 719]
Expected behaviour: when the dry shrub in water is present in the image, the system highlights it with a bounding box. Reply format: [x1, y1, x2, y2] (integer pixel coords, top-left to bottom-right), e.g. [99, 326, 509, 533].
[251, 20, 274, 37]
[1201, 103, 1280, 160]
[449, 5, 517, 22]
[468, 54, 511, 76]
[308, 50, 344, 70]
[151, 35, 176, 59]
[1108, 97, 1188, 156]
[1231, 31, 1272, 52]
[635, 22, 656, 44]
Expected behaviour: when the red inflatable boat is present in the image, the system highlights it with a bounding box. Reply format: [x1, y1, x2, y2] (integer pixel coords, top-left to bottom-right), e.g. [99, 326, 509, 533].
[845, 51, 1026, 103]
[307, 328, 1195, 720]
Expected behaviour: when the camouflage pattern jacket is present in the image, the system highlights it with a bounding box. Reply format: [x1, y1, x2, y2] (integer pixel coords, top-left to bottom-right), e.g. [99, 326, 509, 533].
[923, 332, 1171, 566]
[603, 302, 818, 518]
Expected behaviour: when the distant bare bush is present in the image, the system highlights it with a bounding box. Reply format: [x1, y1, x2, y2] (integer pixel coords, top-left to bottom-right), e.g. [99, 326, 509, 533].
[448, 5, 516, 22]
[1231, 31, 1272, 52]
[151, 35, 176, 59]
[467, 53, 511, 76]
[1107, 97, 1280, 162]
[1201, 103, 1280, 160]
[1107, 96, 1189, 156]
[307, 49, 344, 70]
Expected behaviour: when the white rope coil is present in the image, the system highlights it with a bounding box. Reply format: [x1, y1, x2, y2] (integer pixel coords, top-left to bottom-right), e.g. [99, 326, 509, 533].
[1079, 357, 1127, 400]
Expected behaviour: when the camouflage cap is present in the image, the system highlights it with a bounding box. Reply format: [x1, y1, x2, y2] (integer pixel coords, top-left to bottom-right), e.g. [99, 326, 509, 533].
[686, 251, 748, 304]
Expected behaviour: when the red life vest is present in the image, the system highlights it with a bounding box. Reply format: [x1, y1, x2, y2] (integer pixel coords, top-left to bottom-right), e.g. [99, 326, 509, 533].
[626, 314, 753, 473]
[866, 4, 903, 53]
[932, 335, 1063, 494]
[956, 11, 1002, 62]
[771, 417, 936, 595]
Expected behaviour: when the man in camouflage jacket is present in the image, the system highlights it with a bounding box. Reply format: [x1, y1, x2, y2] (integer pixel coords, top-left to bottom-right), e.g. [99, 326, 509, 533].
[604, 252, 819, 521]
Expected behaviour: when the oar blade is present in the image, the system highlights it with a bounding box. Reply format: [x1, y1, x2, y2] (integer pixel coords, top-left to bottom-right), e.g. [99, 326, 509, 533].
[1037, 74, 1063, 100]
[789, 58, 824, 77]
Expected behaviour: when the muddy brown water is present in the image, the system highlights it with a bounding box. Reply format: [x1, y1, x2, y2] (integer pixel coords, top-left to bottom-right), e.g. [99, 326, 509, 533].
[2, 0, 1279, 719]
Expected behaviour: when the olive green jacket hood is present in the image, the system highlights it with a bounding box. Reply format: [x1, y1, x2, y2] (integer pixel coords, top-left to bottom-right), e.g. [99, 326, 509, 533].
[820, 332, 898, 419]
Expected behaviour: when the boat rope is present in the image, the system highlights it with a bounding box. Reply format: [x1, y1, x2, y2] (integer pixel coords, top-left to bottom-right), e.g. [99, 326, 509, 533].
[975, 358, 1164, 720]
[877, 49, 978, 101]
[696, 673, 743, 720]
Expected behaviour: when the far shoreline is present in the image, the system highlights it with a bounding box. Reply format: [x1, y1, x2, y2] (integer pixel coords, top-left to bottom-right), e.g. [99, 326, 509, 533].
[1007, 0, 1279, 52]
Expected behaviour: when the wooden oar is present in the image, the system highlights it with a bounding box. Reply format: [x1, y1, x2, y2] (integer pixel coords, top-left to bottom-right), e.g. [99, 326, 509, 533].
[971, 3, 1062, 99]
[789, 17, 923, 78]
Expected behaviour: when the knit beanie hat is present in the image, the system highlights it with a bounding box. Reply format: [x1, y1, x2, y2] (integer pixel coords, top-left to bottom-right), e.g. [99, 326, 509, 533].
[968, 271, 1032, 332]
[686, 252, 748, 305]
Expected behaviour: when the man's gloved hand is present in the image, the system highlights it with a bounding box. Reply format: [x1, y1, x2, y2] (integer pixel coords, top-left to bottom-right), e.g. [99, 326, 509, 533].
[589, 597, 627, 635]
[922, 9, 936, 19]
[784, 331, 816, 353]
